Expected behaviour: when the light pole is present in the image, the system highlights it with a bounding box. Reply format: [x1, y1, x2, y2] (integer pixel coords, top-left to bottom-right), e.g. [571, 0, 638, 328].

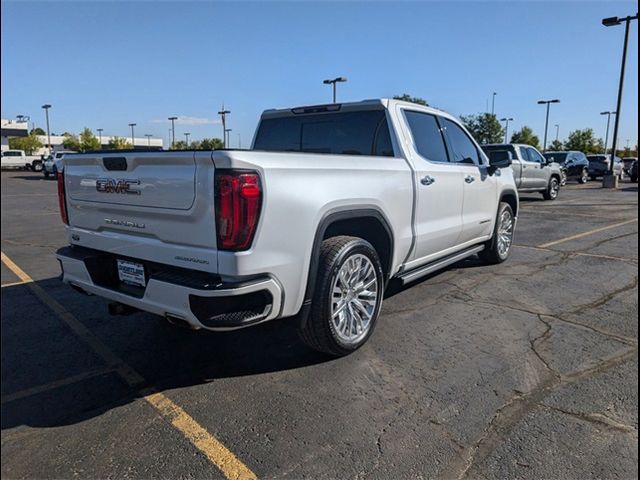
[128, 123, 136, 149]
[168, 116, 178, 149]
[323, 77, 347, 103]
[500, 117, 513, 143]
[537, 99, 560, 152]
[225, 128, 232, 148]
[600, 111, 616, 154]
[145, 134, 153, 146]
[491, 92, 497, 115]
[184, 132, 190, 148]
[602, 13, 638, 187]
[218, 106, 230, 148]
[238, 133, 242, 149]
[41, 104, 52, 151]
[554, 124, 560, 142]
[97, 128, 104, 147]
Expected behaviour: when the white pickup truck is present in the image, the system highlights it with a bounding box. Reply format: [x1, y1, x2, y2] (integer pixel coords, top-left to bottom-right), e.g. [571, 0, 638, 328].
[56, 99, 519, 356]
[1, 149, 44, 171]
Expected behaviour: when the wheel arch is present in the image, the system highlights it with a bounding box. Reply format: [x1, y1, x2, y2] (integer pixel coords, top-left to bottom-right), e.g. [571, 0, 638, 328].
[500, 189, 519, 217]
[298, 207, 394, 328]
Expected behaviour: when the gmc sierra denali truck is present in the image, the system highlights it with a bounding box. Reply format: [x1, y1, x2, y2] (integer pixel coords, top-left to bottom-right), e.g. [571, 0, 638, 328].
[482, 143, 563, 200]
[56, 99, 518, 356]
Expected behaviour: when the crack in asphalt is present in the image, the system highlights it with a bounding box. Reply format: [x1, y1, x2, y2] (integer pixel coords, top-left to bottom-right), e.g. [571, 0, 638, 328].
[539, 404, 638, 434]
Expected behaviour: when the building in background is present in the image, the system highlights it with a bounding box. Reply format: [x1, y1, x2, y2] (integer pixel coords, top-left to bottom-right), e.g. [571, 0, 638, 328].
[1, 118, 163, 153]
[1, 119, 28, 151]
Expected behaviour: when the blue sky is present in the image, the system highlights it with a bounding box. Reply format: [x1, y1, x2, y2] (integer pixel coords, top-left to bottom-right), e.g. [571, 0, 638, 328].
[1, 1, 638, 149]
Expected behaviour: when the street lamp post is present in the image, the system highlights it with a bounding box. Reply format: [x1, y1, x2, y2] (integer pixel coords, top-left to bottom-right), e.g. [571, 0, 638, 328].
[168, 116, 178, 149]
[97, 128, 104, 147]
[491, 92, 497, 115]
[145, 134, 153, 146]
[600, 111, 617, 154]
[184, 132, 190, 148]
[128, 123, 136, 149]
[218, 106, 230, 148]
[323, 77, 347, 103]
[500, 117, 513, 143]
[238, 133, 242, 149]
[554, 124, 560, 142]
[602, 13, 638, 187]
[537, 99, 560, 152]
[225, 128, 232, 148]
[41, 104, 52, 151]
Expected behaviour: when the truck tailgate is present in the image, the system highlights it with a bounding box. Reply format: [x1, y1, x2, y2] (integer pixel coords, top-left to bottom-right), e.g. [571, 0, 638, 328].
[63, 151, 219, 270]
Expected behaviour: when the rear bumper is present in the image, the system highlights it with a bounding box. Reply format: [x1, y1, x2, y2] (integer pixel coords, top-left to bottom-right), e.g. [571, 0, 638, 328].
[56, 246, 283, 331]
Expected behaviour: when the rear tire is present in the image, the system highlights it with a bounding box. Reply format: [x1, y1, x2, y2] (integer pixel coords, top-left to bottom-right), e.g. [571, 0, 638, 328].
[543, 177, 560, 200]
[44, 170, 50, 178]
[479, 202, 515, 265]
[578, 168, 589, 184]
[298, 236, 384, 356]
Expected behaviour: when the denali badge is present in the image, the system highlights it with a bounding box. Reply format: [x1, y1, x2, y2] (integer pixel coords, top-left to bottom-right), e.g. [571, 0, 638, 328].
[105, 218, 146, 229]
[96, 178, 141, 195]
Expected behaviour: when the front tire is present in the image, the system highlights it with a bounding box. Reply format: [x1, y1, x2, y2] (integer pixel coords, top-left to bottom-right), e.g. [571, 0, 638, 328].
[543, 177, 560, 200]
[298, 236, 384, 356]
[479, 202, 515, 265]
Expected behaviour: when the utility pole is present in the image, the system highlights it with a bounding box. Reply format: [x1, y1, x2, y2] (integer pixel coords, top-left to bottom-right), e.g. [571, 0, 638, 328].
[601, 13, 638, 187]
[168, 116, 177, 149]
[41, 104, 52, 151]
[218, 106, 230, 148]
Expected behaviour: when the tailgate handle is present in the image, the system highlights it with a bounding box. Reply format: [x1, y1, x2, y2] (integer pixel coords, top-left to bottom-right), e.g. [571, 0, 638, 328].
[103, 157, 127, 171]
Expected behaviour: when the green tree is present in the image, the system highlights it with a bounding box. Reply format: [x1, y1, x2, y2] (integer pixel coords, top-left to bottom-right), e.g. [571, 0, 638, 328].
[172, 140, 188, 150]
[510, 126, 541, 149]
[547, 139, 564, 151]
[393, 94, 429, 106]
[564, 128, 604, 154]
[460, 113, 504, 145]
[8, 133, 43, 155]
[78, 128, 101, 151]
[30, 127, 46, 135]
[199, 138, 224, 150]
[107, 136, 132, 150]
[62, 133, 81, 151]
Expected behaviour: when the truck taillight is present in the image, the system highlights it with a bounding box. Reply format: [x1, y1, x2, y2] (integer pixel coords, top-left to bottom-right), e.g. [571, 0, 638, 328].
[215, 171, 262, 251]
[57, 170, 69, 225]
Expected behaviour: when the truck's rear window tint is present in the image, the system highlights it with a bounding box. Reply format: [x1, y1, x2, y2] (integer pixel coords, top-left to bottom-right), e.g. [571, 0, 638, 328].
[253, 110, 394, 156]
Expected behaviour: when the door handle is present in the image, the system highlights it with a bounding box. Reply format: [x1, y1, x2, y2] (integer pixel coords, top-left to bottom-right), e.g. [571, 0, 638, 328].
[465, 175, 476, 184]
[420, 175, 436, 186]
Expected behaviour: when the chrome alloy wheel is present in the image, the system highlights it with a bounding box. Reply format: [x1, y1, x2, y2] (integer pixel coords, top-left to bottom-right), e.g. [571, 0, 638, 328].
[550, 179, 560, 199]
[331, 254, 379, 345]
[497, 209, 514, 257]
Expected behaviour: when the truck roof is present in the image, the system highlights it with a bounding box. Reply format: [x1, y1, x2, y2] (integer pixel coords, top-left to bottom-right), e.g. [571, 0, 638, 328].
[260, 98, 455, 121]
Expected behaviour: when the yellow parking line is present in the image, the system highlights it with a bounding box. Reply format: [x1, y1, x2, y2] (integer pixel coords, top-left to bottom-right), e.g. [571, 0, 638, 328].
[537, 218, 638, 248]
[1, 280, 31, 288]
[0, 251, 257, 480]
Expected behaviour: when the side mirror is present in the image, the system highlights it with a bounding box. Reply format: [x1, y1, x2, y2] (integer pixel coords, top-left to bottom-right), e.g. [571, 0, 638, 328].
[487, 150, 513, 174]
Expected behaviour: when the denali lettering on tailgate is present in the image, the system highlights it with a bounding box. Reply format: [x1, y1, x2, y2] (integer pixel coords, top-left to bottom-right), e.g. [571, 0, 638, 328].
[96, 178, 141, 195]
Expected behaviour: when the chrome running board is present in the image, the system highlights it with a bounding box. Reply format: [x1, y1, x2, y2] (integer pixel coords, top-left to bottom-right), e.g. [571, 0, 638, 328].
[398, 245, 485, 285]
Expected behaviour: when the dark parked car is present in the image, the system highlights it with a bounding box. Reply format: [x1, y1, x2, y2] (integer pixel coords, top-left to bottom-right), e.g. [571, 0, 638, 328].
[543, 151, 590, 185]
[586, 154, 623, 179]
[631, 160, 638, 183]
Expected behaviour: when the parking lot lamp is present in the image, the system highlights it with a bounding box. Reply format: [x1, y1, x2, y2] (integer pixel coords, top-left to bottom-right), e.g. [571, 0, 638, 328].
[145, 134, 153, 146]
[554, 124, 560, 142]
[41, 104, 52, 152]
[323, 77, 347, 103]
[500, 117, 513, 143]
[128, 123, 136, 149]
[168, 116, 178, 149]
[218, 106, 230, 148]
[537, 99, 560, 152]
[225, 128, 232, 148]
[600, 111, 616, 154]
[602, 13, 638, 187]
[184, 132, 190, 148]
[491, 92, 497, 115]
[97, 128, 104, 147]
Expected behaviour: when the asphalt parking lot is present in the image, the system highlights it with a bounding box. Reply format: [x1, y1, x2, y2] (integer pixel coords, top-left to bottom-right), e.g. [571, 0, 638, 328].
[1, 170, 638, 479]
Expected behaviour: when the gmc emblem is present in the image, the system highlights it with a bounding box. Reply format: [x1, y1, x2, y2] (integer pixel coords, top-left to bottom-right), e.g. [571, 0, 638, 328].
[96, 178, 141, 195]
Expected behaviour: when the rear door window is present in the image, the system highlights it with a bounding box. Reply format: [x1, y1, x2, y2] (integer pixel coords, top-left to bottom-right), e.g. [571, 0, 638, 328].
[441, 118, 481, 165]
[404, 110, 449, 163]
[527, 148, 545, 163]
[519, 146, 531, 161]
